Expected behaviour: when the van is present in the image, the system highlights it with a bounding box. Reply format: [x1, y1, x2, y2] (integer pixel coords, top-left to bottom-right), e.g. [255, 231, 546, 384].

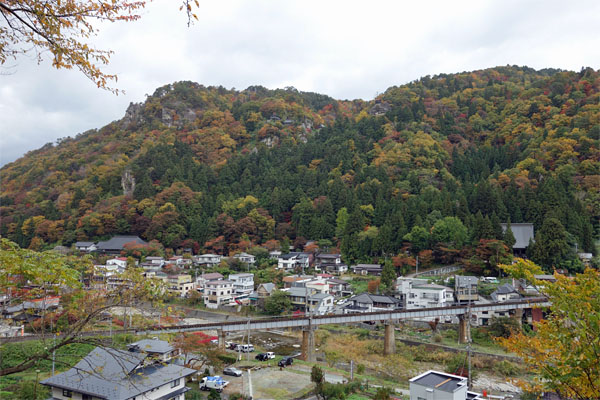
[235, 344, 254, 353]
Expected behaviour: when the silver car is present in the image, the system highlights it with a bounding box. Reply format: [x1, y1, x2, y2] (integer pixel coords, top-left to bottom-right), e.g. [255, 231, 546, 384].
[223, 367, 243, 377]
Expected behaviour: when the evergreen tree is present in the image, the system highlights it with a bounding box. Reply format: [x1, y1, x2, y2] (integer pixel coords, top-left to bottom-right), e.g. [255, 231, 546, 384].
[380, 260, 396, 293]
[503, 220, 516, 249]
[531, 218, 572, 271]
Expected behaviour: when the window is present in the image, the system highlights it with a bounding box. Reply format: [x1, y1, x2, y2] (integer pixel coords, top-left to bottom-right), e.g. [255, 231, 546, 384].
[62, 389, 73, 398]
[82, 395, 92, 400]
[171, 378, 180, 388]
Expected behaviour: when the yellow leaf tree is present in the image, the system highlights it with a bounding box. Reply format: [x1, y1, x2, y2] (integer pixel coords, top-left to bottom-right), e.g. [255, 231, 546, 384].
[0, 0, 199, 93]
[499, 259, 600, 399]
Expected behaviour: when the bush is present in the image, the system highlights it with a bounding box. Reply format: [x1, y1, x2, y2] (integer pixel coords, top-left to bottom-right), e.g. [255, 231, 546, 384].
[493, 360, 522, 377]
[443, 329, 458, 341]
[15, 381, 49, 400]
[488, 316, 521, 338]
[356, 363, 365, 374]
[217, 354, 237, 365]
[433, 334, 442, 343]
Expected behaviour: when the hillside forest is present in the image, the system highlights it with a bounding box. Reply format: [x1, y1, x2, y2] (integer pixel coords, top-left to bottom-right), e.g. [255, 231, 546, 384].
[1, 66, 598, 274]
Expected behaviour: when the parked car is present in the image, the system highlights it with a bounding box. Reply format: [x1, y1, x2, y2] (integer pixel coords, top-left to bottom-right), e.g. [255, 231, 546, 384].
[278, 356, 294, 367]
[223, 367, 243, 377]
[255, 353, 269, 361]
[265, 351, 275, 359]
[228, 342, 238, 350]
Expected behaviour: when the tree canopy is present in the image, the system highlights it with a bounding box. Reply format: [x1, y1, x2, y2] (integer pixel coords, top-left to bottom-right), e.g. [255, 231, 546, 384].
[499, 259, 600, 399]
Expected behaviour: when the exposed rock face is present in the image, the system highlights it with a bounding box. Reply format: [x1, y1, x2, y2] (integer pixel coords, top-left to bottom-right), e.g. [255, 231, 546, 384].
[369, 101, 391, 116]
[121, 169, 135, 197]
[121, 102, 144, 127]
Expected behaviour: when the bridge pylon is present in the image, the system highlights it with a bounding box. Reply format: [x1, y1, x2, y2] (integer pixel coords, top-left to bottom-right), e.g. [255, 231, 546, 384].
[301, 326, 316, 362]
[218, 330, 226, 350]
[383, 321, 396, 355]
[458, 314, 470, 344]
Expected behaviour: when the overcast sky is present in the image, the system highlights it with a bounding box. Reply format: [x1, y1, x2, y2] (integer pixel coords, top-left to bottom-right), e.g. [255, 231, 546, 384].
[1, 0, 599, 166]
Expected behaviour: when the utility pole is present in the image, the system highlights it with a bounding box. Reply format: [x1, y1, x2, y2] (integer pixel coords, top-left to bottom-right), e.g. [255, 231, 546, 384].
[415, 255, 419, 275]
[246, 318, 251, 362]
[467, 282, 472, 389]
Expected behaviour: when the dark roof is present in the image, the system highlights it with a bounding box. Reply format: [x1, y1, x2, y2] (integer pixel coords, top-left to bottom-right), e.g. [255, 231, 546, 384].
[317, 253, 340, 259]
[40, 346, 195, 400]
[96, 236, 147, 251]
[279, 252, 309, 260]
[501, 223, 535, 249]
[128, 339, 173, 354]
[75, 241, 95, 247]
[327, 278, 348, 285]
[349, 293, 399, 305]
[455, 275, 479, 287]
[494, 283, 517, 294]
[411, 371, 466, 392]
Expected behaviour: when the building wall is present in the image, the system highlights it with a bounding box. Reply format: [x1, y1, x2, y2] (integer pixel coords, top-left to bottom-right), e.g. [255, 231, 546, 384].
[49, 378, 185, 400]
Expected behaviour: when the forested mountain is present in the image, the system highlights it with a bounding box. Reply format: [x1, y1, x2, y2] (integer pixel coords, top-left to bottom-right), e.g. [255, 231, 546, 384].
[1, 66, 598, 273]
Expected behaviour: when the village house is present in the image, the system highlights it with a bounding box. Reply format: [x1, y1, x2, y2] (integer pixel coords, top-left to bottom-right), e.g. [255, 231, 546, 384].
[106, 257, 128, 269]
[41, 339, 195, 400]
[351, 263, 383, 275]
[203, 280, 234, 309]
[277, 252, 311, 271]
[229, 273, 254, 303]
[74, 241, 97, 253]
[343, 293, 400, 313]
[455, 275, 479, 304]
[249, 282, 276, 306]
[396, 277, 450, 310]
[409, 370, 483, 400]
[233, 252, 256, 266]
[307, 292, 335, 315]
[326, 278, 353, 297]
[314, 253, 347, 274]
[501, 223, 534, 256]
[167, 274, 194, 297]
[195, 272, 223, 295]
[193, 253, 222, 267]
[490, 283, 520, 302]
[166, 255, 192, 268]
[96, 235, 147, 255]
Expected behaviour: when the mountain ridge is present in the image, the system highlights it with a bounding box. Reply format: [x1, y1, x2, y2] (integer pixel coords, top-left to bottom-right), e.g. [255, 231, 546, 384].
[1, 65, 597, 272]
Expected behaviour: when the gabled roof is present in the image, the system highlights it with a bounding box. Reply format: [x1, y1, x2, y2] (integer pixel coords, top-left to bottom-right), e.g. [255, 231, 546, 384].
[309, 292, 332, 300]
[258, 283, 275, 293]
[494, 283, 517, 294]
[128, 339, 173, 354]
[288, 286, 310, 297]
[349, 293, 399, 305]
[40, 346, 195, 400]
[75, 241, 95, 247]
[501, 223, 535, 249]
[317, 253, 340, 259]
[199, 272, 223, 281]
[96, 236, 147, 251]
[327, 278, 348, 285]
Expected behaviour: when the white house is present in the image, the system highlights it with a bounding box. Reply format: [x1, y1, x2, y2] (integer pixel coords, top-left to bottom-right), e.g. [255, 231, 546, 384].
[194, 254, 222, 267]
[203, 280, 234, 309]
[106, 257, 128, 269]
[74, 241, 97, 252]
[308, 292, 334, 315]
[409, 370, 482, 400]
[277, 252, 310, 271]
[397, 278, 450, 309]
[229, 273, 254, 303]
[41, 339, 195, 400]
[233, 252, 255, 266]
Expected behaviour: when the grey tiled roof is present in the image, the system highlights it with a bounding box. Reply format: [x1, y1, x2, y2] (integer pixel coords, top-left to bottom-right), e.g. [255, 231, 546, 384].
[501, 223, 534, 249]
[40, 346, 195, 400]
[128, 339, 173, 354]
[349, 293, 399, 304]
[96, 236, 147, 251]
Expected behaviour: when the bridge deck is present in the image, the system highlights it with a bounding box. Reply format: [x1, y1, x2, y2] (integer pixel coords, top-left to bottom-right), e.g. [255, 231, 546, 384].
[0, 298, 550, 343]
